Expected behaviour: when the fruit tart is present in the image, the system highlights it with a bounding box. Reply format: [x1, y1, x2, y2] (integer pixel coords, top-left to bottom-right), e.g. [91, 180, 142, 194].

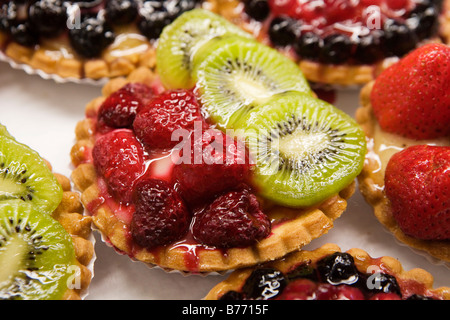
[205, 243, 450, 300]
[356, 43, 450, 262]
[71, 9, 367, 273]
[0, 0, 210, 82]
[441, 0, 450, 43]
[0, 124, 94, 300]
[211, 0, 445, 86]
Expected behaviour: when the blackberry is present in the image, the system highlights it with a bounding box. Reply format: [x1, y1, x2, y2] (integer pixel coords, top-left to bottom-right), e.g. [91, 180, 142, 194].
[0, 1, 18, 32]
[319, 34, 352, 64]
[9, 21, 40, 47]
[68, 15, 115, 58]
[383, 19, 418, 57]
[104, 0, 138, 25]
[407, 4, 439, 40]
[294, 32, 322, 61]
[354, 30, 386, 64]
[268, 16, 298, 47]
[243, 0, 269, 21]
[28, 0, 68, 38]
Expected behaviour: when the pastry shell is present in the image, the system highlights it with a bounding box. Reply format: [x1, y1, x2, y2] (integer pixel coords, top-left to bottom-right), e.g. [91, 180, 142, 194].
[204, 243, 450, 300]
[70, 67, 356, 273]
[355, 82, 450, 263]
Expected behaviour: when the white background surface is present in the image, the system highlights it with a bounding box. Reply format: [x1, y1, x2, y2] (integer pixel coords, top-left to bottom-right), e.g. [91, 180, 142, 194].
[0, 61, 448, 300]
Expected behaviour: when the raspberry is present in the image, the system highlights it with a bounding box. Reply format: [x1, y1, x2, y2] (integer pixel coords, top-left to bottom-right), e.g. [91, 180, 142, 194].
[172, 128, 252, 205]
[130, 178, 190, 249]
[275, 279, 317, 300]
[92, 129, 145, 203]
[133, 89, 204, 151]
[385, 145, 450, 240]
[191, 187, 271, 248]
[370, 293, 402, 300]
[97, 82, 155, 131]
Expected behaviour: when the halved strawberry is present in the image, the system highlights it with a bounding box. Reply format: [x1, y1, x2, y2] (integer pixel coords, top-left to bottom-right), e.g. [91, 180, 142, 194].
[371, 43, 450, 140]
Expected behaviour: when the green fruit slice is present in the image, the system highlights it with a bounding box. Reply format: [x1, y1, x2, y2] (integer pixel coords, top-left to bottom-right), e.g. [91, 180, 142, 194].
[0, 200, 76, 300]
[235, 91, 366, 208]
[0, 135, 63, 214]
[156, 8, 253, 89]
[193, 36, 312, 129]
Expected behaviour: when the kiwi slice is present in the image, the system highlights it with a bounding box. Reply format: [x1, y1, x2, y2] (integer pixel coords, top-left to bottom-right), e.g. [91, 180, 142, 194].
[156, 8, 253, 89]
[0, 200, 75, 300]
[0, 123, 14, 140]
[192, 36, 312, 129]
[235, 91, 366, 208]
[0, 135, 63, 214]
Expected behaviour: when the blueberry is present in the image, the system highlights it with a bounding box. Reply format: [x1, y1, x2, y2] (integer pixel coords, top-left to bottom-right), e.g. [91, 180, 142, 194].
[105, 0, 138, 25]
[69, 15, 115, 58]
[29, 0, 68, 38]
[316, 252, 359, 285]
[319, 34, 352, 64]
[138, 7, 174, 40]
[365, 273, 402, 296]
[407, 4, 439, 40]
[241, 268, 287, 300]
[293, 32, 322, 61]
[268, 16, 298, 47]
[244, 0, 269, 21]
[9, 21, 40, 47]
[383, 19, 418, 57]
[354, 30, 386, 64]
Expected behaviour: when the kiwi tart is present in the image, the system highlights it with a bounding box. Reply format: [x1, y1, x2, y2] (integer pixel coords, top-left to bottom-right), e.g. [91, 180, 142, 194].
[209, 0, 445, 87]
[0, 0, 214, 82]
[71, 9, 366, 273]
[0, 126, 94, 300]
[205, 243, 450, 300]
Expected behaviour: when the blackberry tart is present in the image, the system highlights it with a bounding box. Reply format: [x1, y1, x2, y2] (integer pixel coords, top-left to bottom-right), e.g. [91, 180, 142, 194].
[0, 0, 207, 81]
[355, 43, 450, 262]
[0, 124, 94, 300]
[70, 10, 367, 273]
[205, 243, 450, 300]
[211, 0, 445, 86]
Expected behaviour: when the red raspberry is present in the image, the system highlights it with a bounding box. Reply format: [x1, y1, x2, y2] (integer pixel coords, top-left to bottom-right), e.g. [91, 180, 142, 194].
[97, 83, 155, 130]
[172, 128, 252, 206]
[385, 145, 450, 240]
[133, 89, 204, 151]
[191, 187, 271, 248]
[334, 285, 365, 300]
[275, 279, 317, 300]
[130, 178, 190, 249]
[371, 43, 450, 139]
[370, 293, 402, 300]
[92, 129, 145, 203]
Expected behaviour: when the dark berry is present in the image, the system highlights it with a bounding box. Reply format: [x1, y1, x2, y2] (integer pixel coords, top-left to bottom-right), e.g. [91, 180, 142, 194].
[97, 83, 155, 130]
[365, 272, 402, 296]
[407, 4, 439, 40]
[293, 32, 322, 61]
[133, 89, 204, 151]
[319, 34, 352, 64]
[68, 15, 115, 58]
[243, 0, 270, 21]
[383, 19, 418, 57]
[242, 268, 287, 300]
[406, 294, 436, 300]
[191, 188, 270, 248]
[9, 22, 40, 47]
[28, 0, 68, 38]
[130, 178, 190, 249]
[219, 291, 244, 300]
[0, 1, 18, 32]
[172, 129, 251, 206]
[354, 30, 386, 64]
[268, 16, 298, 47]
[316, 252, 359, 285]
[105, 0, 138, 25]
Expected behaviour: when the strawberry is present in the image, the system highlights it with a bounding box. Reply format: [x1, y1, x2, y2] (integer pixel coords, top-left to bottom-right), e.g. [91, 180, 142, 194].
[97, 82, 155, 131]
[384, 145, 450, 240]
[371, 43, 450, 140]
[133, 89, 205, 151]
[92, 129, 145, 203]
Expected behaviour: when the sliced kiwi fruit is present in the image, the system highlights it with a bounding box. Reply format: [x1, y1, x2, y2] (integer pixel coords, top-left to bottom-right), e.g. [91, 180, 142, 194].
[192, 36, 312, 129]
[156, 8, 253, 89]
[0, 200, 76, 300]
[0, 135, 63, 214]
[0, 123, 14, 140]
[234, 91, 366, 208]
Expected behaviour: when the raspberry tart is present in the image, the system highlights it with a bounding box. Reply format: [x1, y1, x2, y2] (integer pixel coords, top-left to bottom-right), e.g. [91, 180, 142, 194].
[356, 43, 450, 262]
[0, 124, 94, 300]
[205, 243, 450, 300]
[0, 0, 208, 81]
[211, 0, 445, 86]
[70, 9, 367, 273]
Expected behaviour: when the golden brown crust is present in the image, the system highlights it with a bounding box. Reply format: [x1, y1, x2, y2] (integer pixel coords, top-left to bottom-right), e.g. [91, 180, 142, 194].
[48, 168, 94, 300]
[70, 67, 355, 273]
[441, 0, 450, 44]
[355, 82, 450, 263]
[204, 243, 450, 300]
